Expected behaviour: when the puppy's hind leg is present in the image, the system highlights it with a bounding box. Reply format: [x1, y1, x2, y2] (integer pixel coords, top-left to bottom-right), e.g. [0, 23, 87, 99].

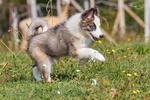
[32, 64, 43, 82]
[31, 49, 53, 82]
[38, 57, 53, 82]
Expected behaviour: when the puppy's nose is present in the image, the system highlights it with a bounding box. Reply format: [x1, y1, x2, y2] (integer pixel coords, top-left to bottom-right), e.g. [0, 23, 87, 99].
[99, 35, 104, 38]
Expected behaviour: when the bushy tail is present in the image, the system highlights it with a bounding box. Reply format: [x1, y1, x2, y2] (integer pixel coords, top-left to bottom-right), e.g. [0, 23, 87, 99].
[28, 18, 49, 38]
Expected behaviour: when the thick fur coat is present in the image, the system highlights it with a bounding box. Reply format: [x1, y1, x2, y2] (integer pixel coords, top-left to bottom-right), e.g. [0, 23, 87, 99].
[27, 7, 105, 82]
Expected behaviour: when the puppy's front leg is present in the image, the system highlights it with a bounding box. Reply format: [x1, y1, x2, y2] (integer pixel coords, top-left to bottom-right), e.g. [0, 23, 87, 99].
[76, 48, 105, 62]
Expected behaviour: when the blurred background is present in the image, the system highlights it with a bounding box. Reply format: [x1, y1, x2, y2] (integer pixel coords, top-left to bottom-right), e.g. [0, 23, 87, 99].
[0, 0, 148, 52]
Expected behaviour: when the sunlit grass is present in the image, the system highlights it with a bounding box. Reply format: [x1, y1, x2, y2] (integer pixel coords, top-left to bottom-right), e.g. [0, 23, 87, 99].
[0, 40, 150, 99]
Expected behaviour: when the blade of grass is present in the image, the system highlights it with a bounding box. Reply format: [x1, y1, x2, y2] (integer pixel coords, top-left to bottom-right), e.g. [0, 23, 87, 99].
[0, 39, 21, 63]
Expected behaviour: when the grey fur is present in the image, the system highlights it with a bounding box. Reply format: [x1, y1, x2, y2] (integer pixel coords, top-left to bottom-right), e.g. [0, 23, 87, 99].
[28, 22, 78, 58]
[27, 7, 105, 82]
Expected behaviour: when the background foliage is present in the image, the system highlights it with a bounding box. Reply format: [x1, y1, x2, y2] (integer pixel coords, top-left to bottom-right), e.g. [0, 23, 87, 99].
[0, 0, 144, 37]
[0, 1, 148, 99]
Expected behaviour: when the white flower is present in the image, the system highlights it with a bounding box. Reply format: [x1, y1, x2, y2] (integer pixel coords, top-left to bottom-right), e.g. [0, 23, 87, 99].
[57, 91, 60, 94]
[92, 79, 97, 85]
[58, 82, 62, 84]
[76, 69, 81, 72]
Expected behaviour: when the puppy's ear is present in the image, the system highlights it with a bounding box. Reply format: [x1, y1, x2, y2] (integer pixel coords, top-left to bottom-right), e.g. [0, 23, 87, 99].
[81, 8, 95, 21]
[94, 6, 99, 16]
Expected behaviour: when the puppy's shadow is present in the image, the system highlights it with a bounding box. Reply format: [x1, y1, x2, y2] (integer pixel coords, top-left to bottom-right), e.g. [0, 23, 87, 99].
[52, 73, 76, 81]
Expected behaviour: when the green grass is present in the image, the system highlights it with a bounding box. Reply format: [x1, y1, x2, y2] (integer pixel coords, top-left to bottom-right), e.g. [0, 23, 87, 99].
[0, 40, 150, 100]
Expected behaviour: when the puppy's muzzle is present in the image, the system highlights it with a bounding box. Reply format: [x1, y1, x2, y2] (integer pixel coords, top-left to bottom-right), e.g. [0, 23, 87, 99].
[99, 35, 104, 39]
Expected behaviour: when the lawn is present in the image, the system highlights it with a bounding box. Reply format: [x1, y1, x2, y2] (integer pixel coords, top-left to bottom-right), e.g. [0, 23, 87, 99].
[0, 40, 150, 100]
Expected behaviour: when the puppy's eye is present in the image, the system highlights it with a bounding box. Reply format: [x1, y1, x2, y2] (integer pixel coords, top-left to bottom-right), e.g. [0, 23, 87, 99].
[89, 24, 96, 31]
[90, 25, 95, 30]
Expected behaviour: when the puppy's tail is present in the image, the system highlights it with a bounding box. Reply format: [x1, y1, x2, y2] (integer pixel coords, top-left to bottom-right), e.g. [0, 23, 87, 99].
[28, 18, 49, 38]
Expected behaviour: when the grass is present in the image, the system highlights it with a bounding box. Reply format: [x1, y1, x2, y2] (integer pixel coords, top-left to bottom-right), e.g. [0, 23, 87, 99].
[0, 40, 150, 100]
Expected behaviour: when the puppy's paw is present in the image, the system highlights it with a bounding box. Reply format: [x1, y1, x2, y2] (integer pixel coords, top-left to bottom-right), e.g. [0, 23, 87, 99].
[96, 53, 105, 62]
[90, 50, 105, 62]
[35, 78, 43, 82]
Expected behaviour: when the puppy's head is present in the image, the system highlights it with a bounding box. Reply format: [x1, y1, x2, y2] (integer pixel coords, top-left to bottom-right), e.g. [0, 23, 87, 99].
[80, 7, 103, 41]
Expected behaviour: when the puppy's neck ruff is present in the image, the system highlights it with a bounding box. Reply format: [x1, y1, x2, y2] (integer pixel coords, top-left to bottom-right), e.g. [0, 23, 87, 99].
[65, 13, 88, 39]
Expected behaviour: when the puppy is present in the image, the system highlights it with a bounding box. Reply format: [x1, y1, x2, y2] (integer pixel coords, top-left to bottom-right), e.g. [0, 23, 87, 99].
[27, 7, 105, 82]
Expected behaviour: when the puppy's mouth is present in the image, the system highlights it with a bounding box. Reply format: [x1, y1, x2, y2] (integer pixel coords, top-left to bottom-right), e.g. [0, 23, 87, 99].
[89, 33, 99, 41]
